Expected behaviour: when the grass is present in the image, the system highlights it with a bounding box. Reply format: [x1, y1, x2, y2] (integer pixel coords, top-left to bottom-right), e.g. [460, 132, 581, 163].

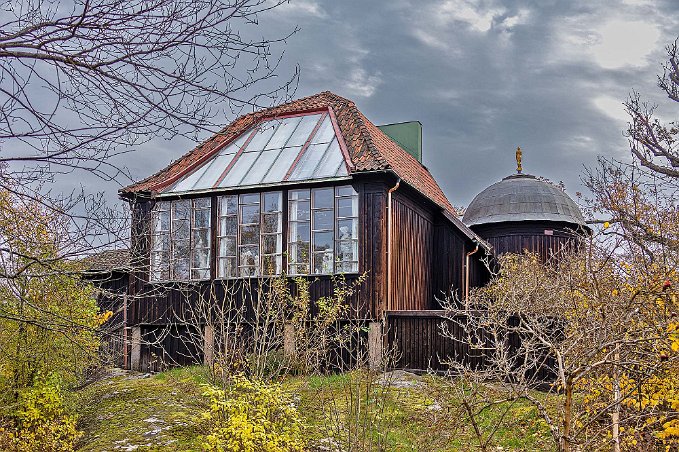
[69, 366, 555, 451]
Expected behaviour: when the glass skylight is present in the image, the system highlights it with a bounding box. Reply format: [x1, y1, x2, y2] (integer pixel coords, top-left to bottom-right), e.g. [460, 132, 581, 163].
[166, 112, 349, 194]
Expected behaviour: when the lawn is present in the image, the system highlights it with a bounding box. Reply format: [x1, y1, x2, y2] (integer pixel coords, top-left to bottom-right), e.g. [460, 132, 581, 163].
[70, 366, 555, 451]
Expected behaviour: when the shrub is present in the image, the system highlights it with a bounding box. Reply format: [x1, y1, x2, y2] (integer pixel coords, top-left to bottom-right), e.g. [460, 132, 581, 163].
[202, 374, 305, 452]
[0, 376, 81, 452]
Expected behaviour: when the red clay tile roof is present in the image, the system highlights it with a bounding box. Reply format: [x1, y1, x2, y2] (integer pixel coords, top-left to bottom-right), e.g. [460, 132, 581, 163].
[120, 91, 454, 214]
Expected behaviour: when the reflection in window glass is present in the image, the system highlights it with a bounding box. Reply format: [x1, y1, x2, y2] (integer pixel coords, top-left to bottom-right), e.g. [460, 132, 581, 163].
[287, 185, 359, 275]
[261, 191, 282, 275]
[238, 194, 260, 277]
[150, 198, 211, 281]
[191, 198, 211, 279]
[217, 195, 237, 278]
[311, 187, 334, 275]
[288, 189, 311, 275]
[217, 191, 282, 277]
[335, 186, 359, 273]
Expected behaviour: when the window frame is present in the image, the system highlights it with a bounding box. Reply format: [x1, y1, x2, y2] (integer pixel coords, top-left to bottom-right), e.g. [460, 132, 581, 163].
[152, 184, 359, 282]
[149, 198, 212, 283]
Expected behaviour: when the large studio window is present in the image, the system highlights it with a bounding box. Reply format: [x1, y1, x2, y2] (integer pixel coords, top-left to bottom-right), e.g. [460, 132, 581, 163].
[150, 198, 211, 281]
[288, 185, 358, 275]
[217, 191, 282, 278]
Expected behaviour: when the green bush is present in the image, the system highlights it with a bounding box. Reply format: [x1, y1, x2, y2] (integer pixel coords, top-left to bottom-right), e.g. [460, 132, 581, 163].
[202, 374, 305, 452]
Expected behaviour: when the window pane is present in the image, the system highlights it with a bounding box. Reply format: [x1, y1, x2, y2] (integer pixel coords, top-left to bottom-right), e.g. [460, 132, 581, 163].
[289, 222, 310, 242]
[262, 235, 281, 254]
[337, 219, 358, 240]
[313, 252, 333, 274]
[193, 247, 210, 271]
[194, 208, 210, 229]
[220, 216, 237, 236]
[313, 188, 333, 209]
[240, 205, 260, 224]
[172, 238, 190, 259]
[152, 234, 169, 252]
[241, 225, 260, 245]
[155, 210, 169, 232]
[192, 268, 210, 280]
[192, 229, 210, 249]
[219, 151, 259, 187]
[240, 149, 279, 186]
[173, 199, 190, 220]
[245, 123, 277, 151]
[173, 258, 190, 279]
[218, 257, 237, 278]
[262, 213, 281, 233]
[289, 243, 310, 265]
[289, 200, 310, 221]
[313, 139, 344, 179]
[311, 115, 335, 144]
[289, 189, 310, 201]
[151, 251, 169, 281]
[313, 231, 333, 252]
[193, 197, 210, 210]
[262, 255, 282, 276]
[287, 114, 322, 147]
[336, 240, 357, 262]
[288, 142, 329, 181]
[220, 195, 237, 216]
[264, 117, 301, 149]
[239, 245, 260, 276]
[337, 196, 358, 218]
[289, 264, 309, 275]
[336, 185, 357, 197]
[262, 192, 282, 212]
[219, 236, 236, 257]
[313, 210, 333, 231]
[240, 193, 260, 205]
[261, 146, 301, 183]
[337, 261, 358, 273]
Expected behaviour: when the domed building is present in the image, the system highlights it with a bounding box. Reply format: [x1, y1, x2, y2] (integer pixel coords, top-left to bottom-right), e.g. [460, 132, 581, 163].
[462, 149, 588, 261]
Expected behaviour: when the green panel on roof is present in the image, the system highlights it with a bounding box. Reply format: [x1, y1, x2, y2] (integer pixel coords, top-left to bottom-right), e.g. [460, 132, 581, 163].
[377, 121, 422, 162]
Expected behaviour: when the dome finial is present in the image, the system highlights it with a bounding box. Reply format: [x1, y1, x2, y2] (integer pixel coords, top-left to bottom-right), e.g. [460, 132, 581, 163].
[515, 146, 522, 174]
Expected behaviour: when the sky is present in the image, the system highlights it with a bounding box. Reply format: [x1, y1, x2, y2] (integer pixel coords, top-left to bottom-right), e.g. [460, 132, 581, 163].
[106, 0, 679, 209]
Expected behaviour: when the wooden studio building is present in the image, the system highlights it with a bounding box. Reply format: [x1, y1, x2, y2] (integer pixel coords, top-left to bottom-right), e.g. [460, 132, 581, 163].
[88, 92, 588, 371]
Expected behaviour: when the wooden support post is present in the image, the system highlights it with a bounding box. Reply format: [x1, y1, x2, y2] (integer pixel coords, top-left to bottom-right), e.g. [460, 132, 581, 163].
[130, 327, 141, 371]
[284, 323, 296, 359]
[368, 321, 383, 370]
[203, 324, 214, 366]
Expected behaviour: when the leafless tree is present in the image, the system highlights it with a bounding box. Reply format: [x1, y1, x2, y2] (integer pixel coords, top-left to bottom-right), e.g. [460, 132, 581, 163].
[625, 38, 679, 178]
[440, 241, 679, 451]
[0, 0, 298, 183]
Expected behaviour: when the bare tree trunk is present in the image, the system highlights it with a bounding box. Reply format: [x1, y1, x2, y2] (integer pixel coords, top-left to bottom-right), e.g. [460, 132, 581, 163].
[612, 343, 621, 452]
[562, 376, 573, 452]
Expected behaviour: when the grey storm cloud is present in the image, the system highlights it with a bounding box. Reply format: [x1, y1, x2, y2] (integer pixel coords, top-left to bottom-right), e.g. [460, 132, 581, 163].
[59, 0, 679, 210]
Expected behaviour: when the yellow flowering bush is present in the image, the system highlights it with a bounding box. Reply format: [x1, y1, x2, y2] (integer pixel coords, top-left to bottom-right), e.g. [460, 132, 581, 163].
[0, 377, 81, 452]
[202, 374, 305, 451]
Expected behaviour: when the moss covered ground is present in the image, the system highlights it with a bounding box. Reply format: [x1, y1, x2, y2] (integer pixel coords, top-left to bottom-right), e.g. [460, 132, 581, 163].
[69, 366, 554, 451]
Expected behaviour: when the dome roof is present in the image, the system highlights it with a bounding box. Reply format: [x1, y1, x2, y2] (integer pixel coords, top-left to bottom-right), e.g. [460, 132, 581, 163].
[462, 173, 585, 227]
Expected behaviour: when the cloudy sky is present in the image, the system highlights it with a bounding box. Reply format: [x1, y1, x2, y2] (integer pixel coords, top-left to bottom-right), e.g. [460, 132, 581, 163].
[115, 0, 679, 209]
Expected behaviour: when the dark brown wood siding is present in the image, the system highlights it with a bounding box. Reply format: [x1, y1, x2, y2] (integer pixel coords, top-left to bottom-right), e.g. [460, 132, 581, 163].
[388, 189, 434, 311]
[386, 310, 555, 380]
[471, 221, 584, 263]
[359, 182, 387, 317]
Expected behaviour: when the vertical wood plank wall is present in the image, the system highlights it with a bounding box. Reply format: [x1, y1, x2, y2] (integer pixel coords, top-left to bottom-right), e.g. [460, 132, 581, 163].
[360, 182, 387, 317]
[388, 190, 434, 311]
